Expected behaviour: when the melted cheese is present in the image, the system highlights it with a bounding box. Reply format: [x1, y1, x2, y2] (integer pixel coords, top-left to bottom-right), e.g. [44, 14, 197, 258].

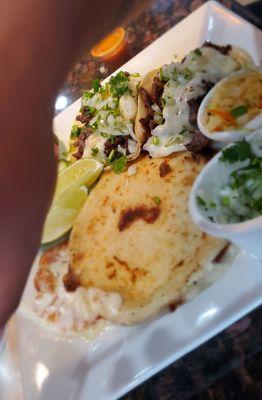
[143, 47, 247, 157]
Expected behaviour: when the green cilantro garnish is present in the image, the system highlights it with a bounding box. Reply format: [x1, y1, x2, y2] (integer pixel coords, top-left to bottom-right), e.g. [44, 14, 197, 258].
[197, 196, 206, 207]
[86, 106, 96, 116]
[70, 125, 82, 138]
[230, 105, 248, 118]
[101, 132, 114, 140]
[91, 121, 98, 130]
[220, 140, 254, 164]
[83, 90, 94, 99]
[197, 139, 262, 223]
[153, 136, 160, 145]
[179, 128, 187, 135]
[194, 48, 202, 56]
[221, 196, 230, 206]
[173, 68, 178, 78]
[153, 196, 161, 205]
[159, 68, 164, 82]
[230, 161, 262, 190]
[111, 156, 127, 174]
[92, 79, 101, 93]
[108, 149, 115, 162]
[165, 136, 181, 147]
[182, 67, 193, 80]
[91, 147, 99, 156]
[112, 108, 121, 117]
[109, 71, 130, 98]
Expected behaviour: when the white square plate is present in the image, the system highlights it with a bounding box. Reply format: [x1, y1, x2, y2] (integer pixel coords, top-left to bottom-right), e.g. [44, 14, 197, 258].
[1, 2, 262, 399]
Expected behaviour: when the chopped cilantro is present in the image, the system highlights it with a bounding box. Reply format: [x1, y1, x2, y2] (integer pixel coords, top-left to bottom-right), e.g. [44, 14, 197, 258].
[221, 196, 230, 206]
[173, 67, 178, 78]
[111, 156, 127, 174]
[91, 147, 99, 156]
[153, 196, 161, 205]
[159, 68, 164, 82]
[100, 86, 109, 99]
[182, 67, 193, 80]
[220, 140, 254, 164]
[91, 122, 98, 130]
[83, 90, 94, 99]
[109, 71, 130, 98]
[153, 136, 160, 145]
[230, 161, 262, 190]
[194, 48, 202, 56]
[199, 137, 262, 224]
[165, 136, 181, 147]
[179, 128, 187, 135]
[101, 132, 114, 139]
[230, 105, 248, 118]
[70, 125, 82, 138]
[86, 106, 96, 116]
[92, 79, 101, 93]
[111, 108, 121, 117]
[197, 196, 206, 207]
[62, 150, 68, 158]
[108, 149, 115, 162]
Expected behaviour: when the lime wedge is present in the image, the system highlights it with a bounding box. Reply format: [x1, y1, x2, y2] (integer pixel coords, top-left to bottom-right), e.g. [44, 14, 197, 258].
[55, 158, 103, 197]
[42, 186, 88, 244]
[41, 157, 103, 244]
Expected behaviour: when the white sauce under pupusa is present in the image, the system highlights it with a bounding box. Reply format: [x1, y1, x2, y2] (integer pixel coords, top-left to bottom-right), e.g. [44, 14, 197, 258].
[29, 242, 236, 337]
[32, 248, 122, 334]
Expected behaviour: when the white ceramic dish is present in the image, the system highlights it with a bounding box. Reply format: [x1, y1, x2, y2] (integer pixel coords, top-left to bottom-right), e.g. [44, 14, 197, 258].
[1, 2, 262, 400]
[197, 69, 262, 143]
[189, 129, 262, 260]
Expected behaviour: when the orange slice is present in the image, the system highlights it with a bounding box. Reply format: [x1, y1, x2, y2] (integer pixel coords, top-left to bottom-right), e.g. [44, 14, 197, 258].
[91, 27, 126, 59]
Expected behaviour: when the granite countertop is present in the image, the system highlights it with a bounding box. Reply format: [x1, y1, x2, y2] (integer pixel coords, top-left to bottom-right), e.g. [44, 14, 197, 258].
[58, 1, 262, 398]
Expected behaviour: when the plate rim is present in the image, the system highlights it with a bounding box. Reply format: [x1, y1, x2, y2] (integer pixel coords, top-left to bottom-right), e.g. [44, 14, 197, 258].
[9, 2, 262, 400]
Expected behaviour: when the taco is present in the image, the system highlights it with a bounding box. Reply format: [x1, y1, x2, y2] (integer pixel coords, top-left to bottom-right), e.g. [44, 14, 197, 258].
[69, 71, 142, 172]
[135, 42, 254, 157]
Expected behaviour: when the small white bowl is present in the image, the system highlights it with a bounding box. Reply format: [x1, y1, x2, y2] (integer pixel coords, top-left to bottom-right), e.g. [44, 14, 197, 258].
[189, 130, 262, 260]
[197, 70, 262, 144]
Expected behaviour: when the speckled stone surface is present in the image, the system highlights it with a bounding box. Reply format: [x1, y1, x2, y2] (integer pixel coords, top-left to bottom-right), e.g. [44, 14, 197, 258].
[121, 307, 262, 400]
[58, 1, 262, 398]
[57, 0, 261, 112]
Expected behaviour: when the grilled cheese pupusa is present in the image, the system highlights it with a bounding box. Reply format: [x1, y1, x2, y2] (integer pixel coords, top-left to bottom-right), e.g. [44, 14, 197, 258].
[68, 153, 227, 325]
